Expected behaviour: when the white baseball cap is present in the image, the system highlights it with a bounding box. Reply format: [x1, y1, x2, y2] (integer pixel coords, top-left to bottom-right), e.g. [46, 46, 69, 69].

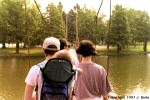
[43, 37, 60, 50]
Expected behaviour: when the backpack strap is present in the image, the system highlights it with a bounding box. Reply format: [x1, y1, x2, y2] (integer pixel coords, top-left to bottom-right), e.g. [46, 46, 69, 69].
[36, 61, 47, 86]
[37, 61, 47, 69]
[35, 61, 47, 100]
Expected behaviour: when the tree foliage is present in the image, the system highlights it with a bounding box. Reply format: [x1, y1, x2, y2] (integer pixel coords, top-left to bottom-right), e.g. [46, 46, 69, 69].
[45, 3, 65, 38]
[126, 9, 150, 51]
[1, 1, 150, 53]
[110, 5, 129, 52]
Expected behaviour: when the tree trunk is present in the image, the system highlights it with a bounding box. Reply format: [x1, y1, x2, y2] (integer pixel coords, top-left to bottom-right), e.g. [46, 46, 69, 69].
[23, 43, 26, 48]
[117, 44, 121, 53]
[16, 42, 19, 53]
[102, 40, 104, 45]
[132, 40, 136, 47]
[2, 42, 6, 49]
[143, 39, 147, 52]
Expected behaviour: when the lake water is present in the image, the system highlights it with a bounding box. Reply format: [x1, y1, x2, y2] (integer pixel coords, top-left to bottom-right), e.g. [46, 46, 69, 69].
[0, 54, 150, 100]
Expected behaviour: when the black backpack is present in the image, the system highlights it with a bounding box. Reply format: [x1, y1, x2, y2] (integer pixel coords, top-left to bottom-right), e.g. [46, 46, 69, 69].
[40, 58, 75, 100]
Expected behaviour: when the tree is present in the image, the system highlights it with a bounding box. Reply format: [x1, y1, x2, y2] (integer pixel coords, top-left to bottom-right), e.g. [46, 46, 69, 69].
[0, 0, 41, 53]
[126, 8, 150, 52]
[24, 3, 42, 47]
[72, 4, 106, 44]
[66, 9, 76, 43]
[0, 0, 14, 48]
[45, 3, 65, 38]
[110, 5, 129, 52]
[126, 9, 137, 46]
[77, 6, 97, 41]
[134, 11, 150, 52]
[95, 15, 107, 44]
[1, 0, 26, 53]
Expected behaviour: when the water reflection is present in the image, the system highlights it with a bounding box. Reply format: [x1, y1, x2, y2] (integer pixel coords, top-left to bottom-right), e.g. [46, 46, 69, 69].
[94, 54, 150, 96]
[0, 56, 44, 100]
[130, 86, 150, 96]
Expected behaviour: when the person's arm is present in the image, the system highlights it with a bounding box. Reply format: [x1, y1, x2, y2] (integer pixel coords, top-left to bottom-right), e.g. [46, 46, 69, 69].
[24, 84, 35, 100]
[24, 65, 39, 100]
[100, 67, 111, 100]
[103, 94, 109, 100]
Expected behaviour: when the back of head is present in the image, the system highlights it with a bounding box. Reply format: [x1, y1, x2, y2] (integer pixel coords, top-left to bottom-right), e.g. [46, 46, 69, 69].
[76, 40, 96, 57]
[59, 38, 68, 50]
[43, 37, 60, 55]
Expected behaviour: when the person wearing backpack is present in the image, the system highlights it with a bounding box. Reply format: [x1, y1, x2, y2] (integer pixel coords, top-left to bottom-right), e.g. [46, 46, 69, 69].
[52, 49, 78, 99]
[24, 37, 60, 100]
[74, 40, 112, 100]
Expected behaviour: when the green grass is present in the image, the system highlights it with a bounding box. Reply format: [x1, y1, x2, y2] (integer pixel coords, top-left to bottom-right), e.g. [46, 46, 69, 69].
[1, 44, 150, 57]
[96, 44, 150, 55]
[0, 47, 43, 57]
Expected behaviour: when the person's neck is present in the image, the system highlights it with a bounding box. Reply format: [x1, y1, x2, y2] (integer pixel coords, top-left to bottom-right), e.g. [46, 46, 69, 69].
[45, 55, 53, 61]
[81, 56, 92, 63]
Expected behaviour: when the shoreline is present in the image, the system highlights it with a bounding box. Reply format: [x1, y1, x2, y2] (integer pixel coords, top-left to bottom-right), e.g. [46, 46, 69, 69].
[0, 51, 150, 57]
[1, 46, 150, 57]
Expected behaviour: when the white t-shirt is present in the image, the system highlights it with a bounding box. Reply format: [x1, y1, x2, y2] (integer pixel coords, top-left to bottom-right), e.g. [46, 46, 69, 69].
[25, 60, 47, 100]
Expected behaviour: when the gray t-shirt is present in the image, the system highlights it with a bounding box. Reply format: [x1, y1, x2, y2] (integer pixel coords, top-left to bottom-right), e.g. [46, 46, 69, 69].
[74, 62, 111, 100]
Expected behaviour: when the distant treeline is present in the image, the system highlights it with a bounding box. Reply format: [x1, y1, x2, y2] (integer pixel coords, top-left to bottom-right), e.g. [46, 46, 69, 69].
[0, 0, 150, 53]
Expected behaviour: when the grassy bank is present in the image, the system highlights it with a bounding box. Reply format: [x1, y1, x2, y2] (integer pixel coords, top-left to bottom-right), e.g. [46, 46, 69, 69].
[0, 47, 43, 57]
[1, 44, 150, 57]
[96, 44, 150, 55]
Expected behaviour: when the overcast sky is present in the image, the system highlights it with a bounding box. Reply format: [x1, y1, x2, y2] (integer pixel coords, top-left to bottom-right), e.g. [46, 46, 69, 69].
[35, 0, 150, 18]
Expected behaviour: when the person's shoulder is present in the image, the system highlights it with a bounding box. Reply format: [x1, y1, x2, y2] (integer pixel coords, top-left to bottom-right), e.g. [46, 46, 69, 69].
[93, 63, 105, 70]
[37, 60, 47, 68]
[93, 63, 107, 76]
[29, 65, 39, 73]
[30, 61, 47, 71]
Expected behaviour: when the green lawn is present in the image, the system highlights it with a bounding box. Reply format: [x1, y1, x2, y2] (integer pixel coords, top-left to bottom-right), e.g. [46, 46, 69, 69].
[1, 44, 150, 57]
[0, 47, 43, 56]
[96, 44, 150, 55]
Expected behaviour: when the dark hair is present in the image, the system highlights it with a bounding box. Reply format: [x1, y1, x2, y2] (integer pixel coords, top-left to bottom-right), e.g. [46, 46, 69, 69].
[44, 45, 58, 55]
[59, 38, 68, 50]
[76, 40, 96, 57]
